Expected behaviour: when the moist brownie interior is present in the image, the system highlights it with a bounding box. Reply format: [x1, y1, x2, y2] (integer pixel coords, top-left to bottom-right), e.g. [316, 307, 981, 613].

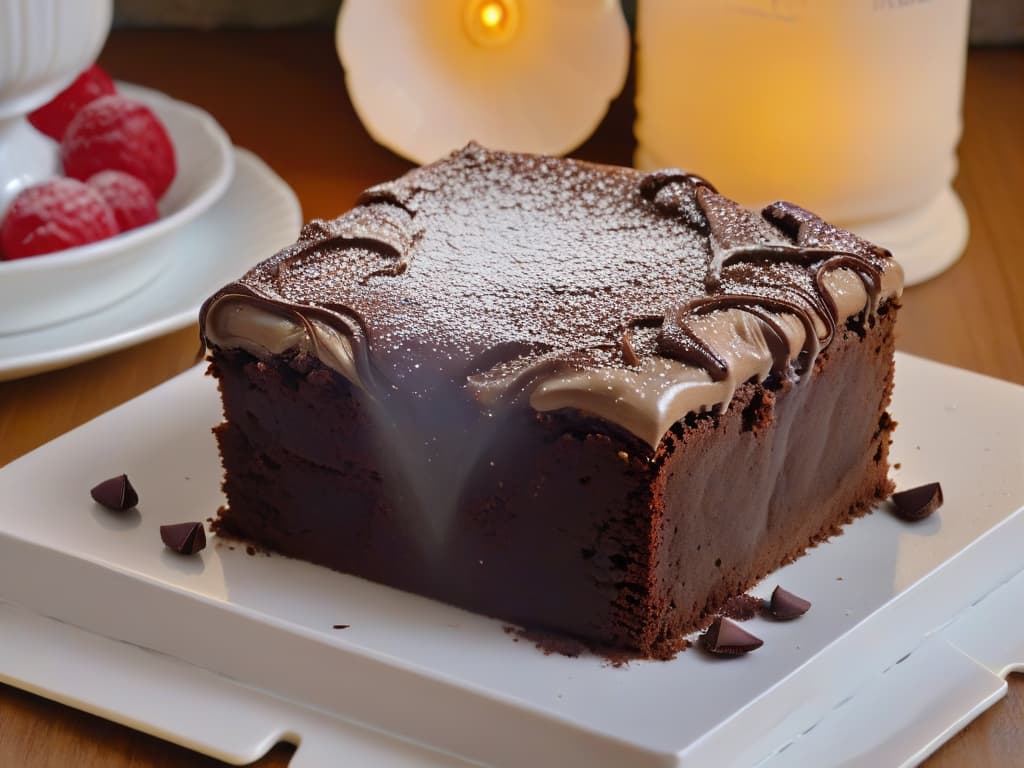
[200, 144, 902, 656]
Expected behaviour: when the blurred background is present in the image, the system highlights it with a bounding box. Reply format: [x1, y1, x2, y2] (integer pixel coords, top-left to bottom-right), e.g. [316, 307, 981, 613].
[113, 0, 1023, 44]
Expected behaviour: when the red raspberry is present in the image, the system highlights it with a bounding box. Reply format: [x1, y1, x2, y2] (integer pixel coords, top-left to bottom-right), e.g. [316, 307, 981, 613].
[1, 179, 120, 260]
[28, 65, 117, 141]
[62, 95, 177, 200]
[87, 171, 159, 232]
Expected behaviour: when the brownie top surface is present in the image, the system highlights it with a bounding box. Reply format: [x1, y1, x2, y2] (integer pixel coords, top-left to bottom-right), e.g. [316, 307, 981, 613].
[201, 144, 902, 447]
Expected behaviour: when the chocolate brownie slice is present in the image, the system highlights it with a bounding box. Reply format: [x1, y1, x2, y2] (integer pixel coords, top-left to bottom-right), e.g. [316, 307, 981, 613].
[200, 144, 902, 656]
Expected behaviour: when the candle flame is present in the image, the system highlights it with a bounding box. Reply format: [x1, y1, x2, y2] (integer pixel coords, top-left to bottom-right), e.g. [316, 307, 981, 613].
[480, 2, 505, 30]
[465, 0, 518, 47]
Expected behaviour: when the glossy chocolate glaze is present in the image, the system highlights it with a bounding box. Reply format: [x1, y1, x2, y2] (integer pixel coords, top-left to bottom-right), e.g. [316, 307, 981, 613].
[201, 144, 902, 448]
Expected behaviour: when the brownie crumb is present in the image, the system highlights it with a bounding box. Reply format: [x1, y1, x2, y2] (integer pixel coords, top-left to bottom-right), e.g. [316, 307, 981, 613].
[246, 545, 257, 556]
[503, 625, 688, 664]
[719, 593, 762, 621]
[510, 626, 586, 658]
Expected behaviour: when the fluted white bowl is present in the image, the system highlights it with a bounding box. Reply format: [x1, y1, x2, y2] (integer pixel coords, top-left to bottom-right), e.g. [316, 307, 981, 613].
[0, 0, 113, 120]
[0, 83, 234, 335]
[0, 0, 113, 204]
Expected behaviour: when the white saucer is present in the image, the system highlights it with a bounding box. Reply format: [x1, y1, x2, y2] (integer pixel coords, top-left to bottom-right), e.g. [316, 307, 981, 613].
[0, 148, 301, 381]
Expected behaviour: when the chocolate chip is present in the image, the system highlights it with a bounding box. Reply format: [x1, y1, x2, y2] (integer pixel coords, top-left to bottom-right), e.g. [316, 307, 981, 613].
[891, 482, 943, 521]
[701, 617, 763, 656]
[90, 474, 139, 511]
[160, 522, 206, 555]
[768, 585, 811, 620]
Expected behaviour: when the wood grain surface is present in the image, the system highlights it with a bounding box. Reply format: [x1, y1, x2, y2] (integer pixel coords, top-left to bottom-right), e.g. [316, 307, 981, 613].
[0, 30, 1020, 768]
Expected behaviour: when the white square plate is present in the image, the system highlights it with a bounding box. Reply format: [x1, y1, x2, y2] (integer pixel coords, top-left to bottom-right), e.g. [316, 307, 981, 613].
[1, 353, 1022, 767]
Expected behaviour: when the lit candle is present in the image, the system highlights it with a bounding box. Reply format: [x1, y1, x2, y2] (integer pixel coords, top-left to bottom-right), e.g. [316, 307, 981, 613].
[337, 0, 628, 164]
[635, 0, 971, 285]
[464, 0, 520, 47]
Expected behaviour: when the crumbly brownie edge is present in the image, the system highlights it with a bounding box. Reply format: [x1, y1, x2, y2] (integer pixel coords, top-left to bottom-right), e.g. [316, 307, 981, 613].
[207, 307, 898, 656]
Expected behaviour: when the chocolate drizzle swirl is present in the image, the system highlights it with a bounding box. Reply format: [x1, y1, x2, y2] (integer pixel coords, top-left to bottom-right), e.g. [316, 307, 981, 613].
[620, 314, 663, 368]
[658, 294, 822, 382]
[647, 190, 889, 380]
[200, 144, 902, 449]
[275, 205, 421, 288]
[639, 169, 716, 231]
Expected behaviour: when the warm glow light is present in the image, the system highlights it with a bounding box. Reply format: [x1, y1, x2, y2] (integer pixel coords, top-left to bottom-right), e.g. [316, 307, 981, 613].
[479, 2, 505, 29]
[337, 0, 631, 164]
[464, 0, 518, 47]
[634, 0, 970, 285]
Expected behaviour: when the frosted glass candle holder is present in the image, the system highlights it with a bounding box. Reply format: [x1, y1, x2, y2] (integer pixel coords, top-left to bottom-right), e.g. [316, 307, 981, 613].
[337, 0, 630, 165]
[635, 0, 971, 286]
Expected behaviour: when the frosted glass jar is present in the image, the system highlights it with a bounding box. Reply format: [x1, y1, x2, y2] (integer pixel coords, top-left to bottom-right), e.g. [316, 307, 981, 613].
[635, 0, 971, 285]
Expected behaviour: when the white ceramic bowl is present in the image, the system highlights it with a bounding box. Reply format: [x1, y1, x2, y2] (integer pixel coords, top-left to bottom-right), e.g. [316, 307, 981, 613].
[0, 83, 234, 335]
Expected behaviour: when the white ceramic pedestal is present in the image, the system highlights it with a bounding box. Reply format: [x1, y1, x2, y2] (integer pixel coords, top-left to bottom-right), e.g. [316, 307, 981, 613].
[0, 0, 113, 211]
[0, 117, 60, 211]
[847, 185, 969, 287]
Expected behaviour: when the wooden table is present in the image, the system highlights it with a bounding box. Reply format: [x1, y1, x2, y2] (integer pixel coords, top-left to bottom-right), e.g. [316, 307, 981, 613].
[1, 30, 1021, 768]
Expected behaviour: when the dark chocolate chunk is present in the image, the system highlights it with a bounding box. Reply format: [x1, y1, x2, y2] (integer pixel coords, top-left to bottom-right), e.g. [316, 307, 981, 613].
[891, 482, 943, 521]
[768, 585, 811, 620]
[701, 617, 763, 656]
[160, 522, 206, 555]
[90, 474, 139, 511]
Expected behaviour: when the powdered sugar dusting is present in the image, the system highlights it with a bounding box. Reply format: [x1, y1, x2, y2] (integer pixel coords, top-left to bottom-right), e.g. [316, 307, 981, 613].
[212, 144, 898, 427]
[241, 146, 712, 386]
